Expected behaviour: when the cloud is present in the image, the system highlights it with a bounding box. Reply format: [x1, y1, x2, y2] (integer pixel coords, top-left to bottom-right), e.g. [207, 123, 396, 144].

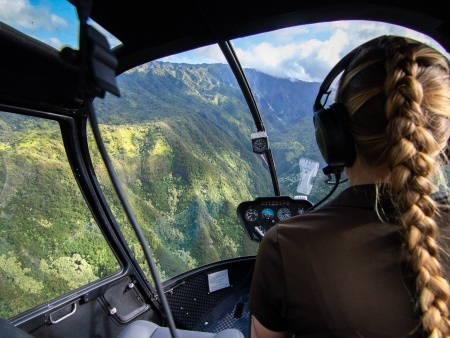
[234, 21, 449, 82]
[43, 37, 63, 49]
[155, 20, 450, 83]
[235, 28, 349, 82]
[195, 45, 227, 63]
[0, 0, 67, 31]
[161, 45, 227, 64]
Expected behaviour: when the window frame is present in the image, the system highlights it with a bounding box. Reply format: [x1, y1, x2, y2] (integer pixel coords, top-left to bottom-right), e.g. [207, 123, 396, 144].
[0, 102, 157, 322]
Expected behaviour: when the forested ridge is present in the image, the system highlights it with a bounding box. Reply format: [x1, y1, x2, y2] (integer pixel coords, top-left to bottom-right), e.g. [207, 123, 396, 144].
[0, 61, 322, 318]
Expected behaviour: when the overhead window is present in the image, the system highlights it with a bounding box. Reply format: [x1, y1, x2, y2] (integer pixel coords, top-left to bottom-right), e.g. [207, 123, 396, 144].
[0, 0, 121, 51]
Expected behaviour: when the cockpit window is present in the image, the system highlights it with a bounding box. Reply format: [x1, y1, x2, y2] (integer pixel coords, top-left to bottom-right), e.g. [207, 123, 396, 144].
[230, 20, 449, 202]
[0, 0, 121, 50]
[0, 112, 120, 319]
[91, 44, 265, 280]
[89, 21, 449, 281]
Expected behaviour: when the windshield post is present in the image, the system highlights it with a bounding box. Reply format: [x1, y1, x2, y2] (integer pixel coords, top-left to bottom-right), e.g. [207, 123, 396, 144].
[218, 40, 280, 196]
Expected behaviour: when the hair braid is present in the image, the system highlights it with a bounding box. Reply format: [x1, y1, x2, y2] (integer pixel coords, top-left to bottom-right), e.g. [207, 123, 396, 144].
[383, 38, 450, 337]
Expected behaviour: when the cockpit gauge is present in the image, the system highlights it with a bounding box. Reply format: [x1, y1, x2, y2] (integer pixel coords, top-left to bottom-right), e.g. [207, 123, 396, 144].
[277, 207, 292, 220]
[252, 138, 268, 154]
[261, 208, 275, 220]
[251, 131, 269, 154]
[237, 196, 313, 242]
[244, 208, 258, 222]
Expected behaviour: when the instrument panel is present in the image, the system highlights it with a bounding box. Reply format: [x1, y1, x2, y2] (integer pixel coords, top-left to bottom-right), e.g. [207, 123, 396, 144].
[237, 196, 313, 242]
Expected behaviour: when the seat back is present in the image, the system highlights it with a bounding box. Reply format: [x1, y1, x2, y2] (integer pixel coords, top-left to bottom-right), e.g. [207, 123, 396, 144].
[0, 318, 34, 338]
[118, 320, 244, 338]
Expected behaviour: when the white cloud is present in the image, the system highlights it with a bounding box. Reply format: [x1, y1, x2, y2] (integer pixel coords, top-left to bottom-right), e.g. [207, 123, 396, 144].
[0, 0, 67, 31]
[235, 29, 350, 82]
[234, 21, 449, 82]
[195, 45, 227, 63]
[150, 20, 450, 83]
[44, 37, 63, 49]
[161, 45, 226, 64]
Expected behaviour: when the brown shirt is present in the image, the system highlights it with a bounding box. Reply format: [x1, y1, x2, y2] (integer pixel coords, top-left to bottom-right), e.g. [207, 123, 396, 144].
[249, 185, 450, 337]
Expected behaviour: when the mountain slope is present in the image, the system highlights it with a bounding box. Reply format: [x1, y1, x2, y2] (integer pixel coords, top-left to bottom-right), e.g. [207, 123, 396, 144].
[0, 62, 323, 315]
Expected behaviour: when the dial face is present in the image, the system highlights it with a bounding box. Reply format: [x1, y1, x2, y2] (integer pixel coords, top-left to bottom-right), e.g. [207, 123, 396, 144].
[277, 207, 292, 220]
[261, 208, 275, 220]
[253, 138, 267, 153]
[245, 208, 258, 222]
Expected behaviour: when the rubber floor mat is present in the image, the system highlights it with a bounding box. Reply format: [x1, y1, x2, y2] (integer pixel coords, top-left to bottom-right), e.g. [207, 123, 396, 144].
[192, 291, 250, 338]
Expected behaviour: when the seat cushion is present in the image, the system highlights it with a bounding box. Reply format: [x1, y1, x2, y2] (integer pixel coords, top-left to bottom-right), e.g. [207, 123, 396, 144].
[0, 318, 34, 338]
[118, 320, 244, 338]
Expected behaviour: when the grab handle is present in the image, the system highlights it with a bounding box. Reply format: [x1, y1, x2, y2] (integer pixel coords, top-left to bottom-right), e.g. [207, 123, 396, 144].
[49, 303, 77, 324]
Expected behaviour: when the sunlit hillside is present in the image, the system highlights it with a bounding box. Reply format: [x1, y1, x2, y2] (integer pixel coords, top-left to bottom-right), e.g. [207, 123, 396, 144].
[0, 62, 323, 317]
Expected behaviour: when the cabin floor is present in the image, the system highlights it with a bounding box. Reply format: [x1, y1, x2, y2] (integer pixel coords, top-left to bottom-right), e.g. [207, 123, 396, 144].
[193, 290, 251, 338]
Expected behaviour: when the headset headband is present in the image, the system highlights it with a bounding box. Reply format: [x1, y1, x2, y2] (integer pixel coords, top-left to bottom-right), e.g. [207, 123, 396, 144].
[314, 36, 386, 112]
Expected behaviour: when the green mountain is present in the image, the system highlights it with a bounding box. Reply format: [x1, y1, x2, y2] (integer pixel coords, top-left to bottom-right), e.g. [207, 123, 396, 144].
[93, 61, 327, 277]
[0, 62, 324, 317]
[96, 61, 322, 188]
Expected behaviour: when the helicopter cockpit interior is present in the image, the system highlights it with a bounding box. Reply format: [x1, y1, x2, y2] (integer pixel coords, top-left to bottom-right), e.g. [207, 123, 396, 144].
[1, 0, 449, 337]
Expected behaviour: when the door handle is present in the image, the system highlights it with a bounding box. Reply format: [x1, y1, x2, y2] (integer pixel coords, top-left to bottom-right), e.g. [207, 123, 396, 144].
[49, 302, 77, 324]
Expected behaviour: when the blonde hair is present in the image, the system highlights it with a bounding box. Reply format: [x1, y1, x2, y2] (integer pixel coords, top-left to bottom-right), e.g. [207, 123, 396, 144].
[337, 36, 450, 337]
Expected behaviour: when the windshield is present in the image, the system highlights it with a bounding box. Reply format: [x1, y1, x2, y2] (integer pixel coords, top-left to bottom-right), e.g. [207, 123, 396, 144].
[161, 20, 449, 203]
[231, 21, 449, 201]
[91, 47, 266, 280]
[89, 21, 449, 281]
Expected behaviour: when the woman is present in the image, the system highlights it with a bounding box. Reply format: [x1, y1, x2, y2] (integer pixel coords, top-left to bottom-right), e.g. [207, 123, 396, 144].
[249, 36, 450, 337]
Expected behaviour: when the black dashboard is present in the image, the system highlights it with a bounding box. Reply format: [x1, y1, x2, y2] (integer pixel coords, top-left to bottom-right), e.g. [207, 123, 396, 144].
[237, 196, 313, 242]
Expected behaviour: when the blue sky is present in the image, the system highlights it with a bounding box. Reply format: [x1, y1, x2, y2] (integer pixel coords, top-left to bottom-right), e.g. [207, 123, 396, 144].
[2, 0, 448, 82]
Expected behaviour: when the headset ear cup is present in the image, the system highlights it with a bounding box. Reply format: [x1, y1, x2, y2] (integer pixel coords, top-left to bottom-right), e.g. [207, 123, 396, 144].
[312, 37, 385, 174]
[313, 103, 356, 171]
[313, 108, 332, 164]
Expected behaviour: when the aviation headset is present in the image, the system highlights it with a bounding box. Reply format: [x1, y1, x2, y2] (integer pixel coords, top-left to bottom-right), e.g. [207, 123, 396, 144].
[313, 37, 384, 175]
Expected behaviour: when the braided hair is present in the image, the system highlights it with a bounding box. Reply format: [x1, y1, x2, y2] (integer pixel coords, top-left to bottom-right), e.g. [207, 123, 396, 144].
[336, 36, 450, 337]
